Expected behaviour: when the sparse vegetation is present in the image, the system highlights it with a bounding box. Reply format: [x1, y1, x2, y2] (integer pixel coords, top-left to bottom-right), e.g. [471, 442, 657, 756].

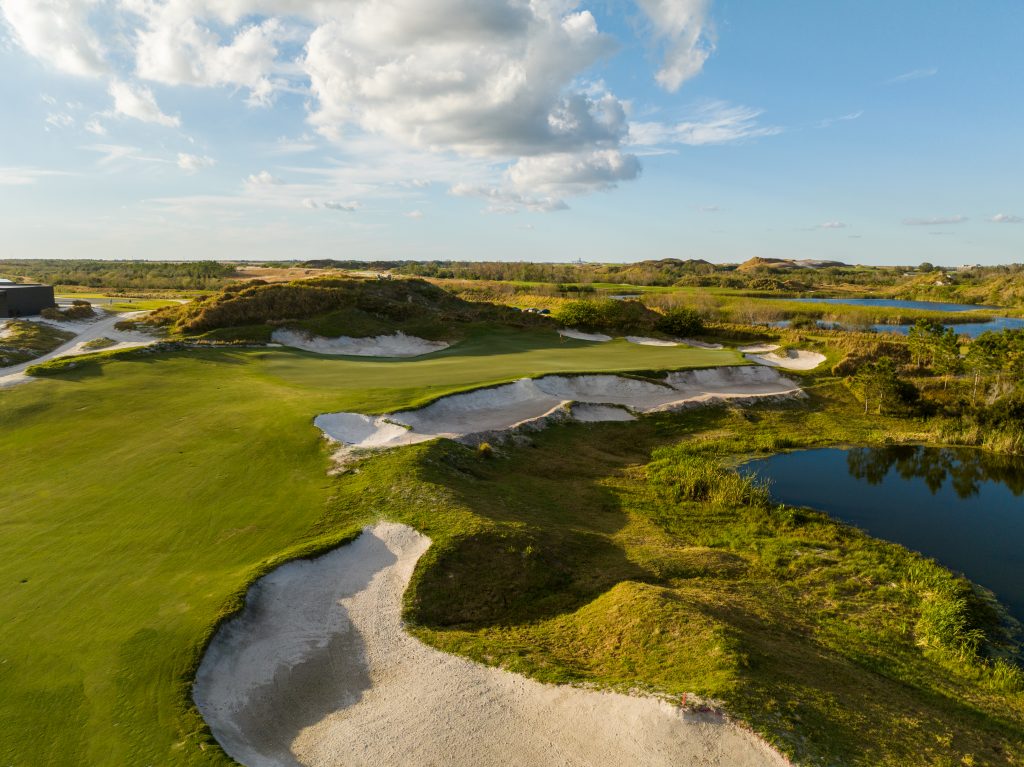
[81, 337, 118, 350]
[0, 320, 74, 366]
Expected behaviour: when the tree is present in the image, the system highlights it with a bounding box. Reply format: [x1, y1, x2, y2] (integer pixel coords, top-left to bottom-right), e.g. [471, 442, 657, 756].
[850, 358, 917, 415]
[965, 333, 1006, 404]
[918, 262, 935, 272]
[932, 326, 963, 385]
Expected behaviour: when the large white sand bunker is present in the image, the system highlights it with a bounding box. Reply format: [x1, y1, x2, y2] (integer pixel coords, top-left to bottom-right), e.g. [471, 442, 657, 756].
[558, 328, 612, 342]
[681, 338, 725, 350]
[193, 523, 788, 767]
[314, 367, 803, 454]
[745, 349, 826, 371]
[625, 335, 678, 346]
[272, 329, 449, 357]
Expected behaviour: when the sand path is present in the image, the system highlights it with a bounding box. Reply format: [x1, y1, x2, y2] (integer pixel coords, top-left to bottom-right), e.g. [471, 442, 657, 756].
[194, 523, 789, 767]
[0, 311, 153, 389]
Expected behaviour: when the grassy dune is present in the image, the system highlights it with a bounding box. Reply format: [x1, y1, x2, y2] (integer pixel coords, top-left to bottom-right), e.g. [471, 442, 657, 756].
[0, 335, 737, 766]
[0, 320, 75, 366]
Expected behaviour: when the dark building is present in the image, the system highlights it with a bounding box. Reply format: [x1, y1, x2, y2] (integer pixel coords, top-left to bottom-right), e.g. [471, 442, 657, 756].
[0, 284, 57, 318]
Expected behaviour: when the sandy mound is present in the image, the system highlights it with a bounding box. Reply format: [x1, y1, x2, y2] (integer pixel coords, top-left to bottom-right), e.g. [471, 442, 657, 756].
[625, 336, 678, 346]
[194, 523, 788, 767]
[272, 329, 449, 357]
[314, 368, 803, 460]
[558, 329, 612, 342]
[738, 344, 780, 354]
[745, 349, 825, 371]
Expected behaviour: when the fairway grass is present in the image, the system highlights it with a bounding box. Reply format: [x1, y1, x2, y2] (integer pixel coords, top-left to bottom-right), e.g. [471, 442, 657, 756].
[3, 331, 1020, 766]
[0, 333, 739, 766]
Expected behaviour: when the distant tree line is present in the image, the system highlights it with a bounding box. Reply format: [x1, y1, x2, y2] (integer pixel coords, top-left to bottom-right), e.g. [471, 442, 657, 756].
[0, 260, 236, 290]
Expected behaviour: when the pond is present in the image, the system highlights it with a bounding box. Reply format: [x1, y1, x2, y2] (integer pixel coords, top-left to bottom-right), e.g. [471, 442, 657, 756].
[772, 315, 1024, 338]
[789, 297, 993, 312]
[780, 296, 1024, 337]
[742, 446, 1024, 621]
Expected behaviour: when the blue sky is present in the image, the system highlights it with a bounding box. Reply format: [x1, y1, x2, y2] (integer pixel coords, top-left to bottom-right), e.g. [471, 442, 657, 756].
[1, 0, 1021, 265]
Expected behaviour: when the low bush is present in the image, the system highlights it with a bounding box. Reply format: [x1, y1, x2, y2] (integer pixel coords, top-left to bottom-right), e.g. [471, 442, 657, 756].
[656, 306, 703, 337]
[553, 298, 661, 333]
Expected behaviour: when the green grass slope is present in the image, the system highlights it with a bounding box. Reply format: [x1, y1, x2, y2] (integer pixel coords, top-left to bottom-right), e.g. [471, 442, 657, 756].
[0, 335, 738, 766]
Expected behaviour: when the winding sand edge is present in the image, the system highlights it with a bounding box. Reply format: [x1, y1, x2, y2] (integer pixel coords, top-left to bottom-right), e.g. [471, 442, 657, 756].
[194, 523, 790, 767]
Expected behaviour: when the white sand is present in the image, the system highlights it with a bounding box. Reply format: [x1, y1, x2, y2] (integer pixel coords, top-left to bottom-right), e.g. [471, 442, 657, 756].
[738, 344, 781, 354]
[625, 336, 678, 346]
[272, 329, 449, 357]
[0, 311, 154, 389]
[314, 367, 804, 460]
[558, 329, 613, 342]
[744, 349, 826, 371]
[194, 523, 789, 767]
[681, 338, 725, 350]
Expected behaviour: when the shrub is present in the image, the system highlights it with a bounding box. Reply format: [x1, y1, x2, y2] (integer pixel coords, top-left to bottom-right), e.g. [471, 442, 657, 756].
[62, 304, 95, 320]
[476, 442, 494, 459]
[553, 298, 661, 333]
[656, 306, 703, 337]
[40, 307, 63, 320]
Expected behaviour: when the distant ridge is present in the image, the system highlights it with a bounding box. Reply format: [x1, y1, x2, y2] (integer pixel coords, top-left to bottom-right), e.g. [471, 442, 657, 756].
[737, 257, 848, 272]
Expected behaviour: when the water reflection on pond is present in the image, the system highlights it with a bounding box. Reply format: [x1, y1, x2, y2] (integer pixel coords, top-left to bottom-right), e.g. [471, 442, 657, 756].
[742, 446, 1024, 621]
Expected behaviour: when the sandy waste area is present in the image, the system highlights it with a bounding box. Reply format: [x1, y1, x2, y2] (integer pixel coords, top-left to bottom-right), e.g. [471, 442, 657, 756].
[194, 523, 789, 767]
[314, 367, 804, 458]
[272, 330, 449, 357]
[557, 330, 723, 349]
[744, 349, 826, 371]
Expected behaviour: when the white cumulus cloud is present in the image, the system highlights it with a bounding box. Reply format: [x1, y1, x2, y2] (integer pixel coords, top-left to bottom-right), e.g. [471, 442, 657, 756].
[0, 0, 732, 208]
[246, 169, 283, 186]
[989, 213, 1022, 224]
[108, 80, 180, 127]
[0, 0, 108, 76]
[634, 0, 715, 91]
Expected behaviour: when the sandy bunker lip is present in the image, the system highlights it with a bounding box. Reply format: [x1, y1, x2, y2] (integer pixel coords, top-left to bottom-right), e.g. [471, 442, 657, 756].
[314, 367, 804, 454]
[193, 522, 789, 767]
[272, 329, 450, 357]
[744, 349, 826, 371]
